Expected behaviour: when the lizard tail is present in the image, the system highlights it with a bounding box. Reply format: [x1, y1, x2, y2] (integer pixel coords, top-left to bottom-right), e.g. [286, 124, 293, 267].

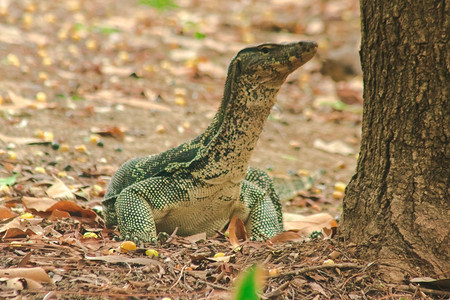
[272, 170, 323, 202]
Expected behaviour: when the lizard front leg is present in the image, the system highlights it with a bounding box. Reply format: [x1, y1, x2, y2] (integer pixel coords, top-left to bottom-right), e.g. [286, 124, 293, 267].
[240, 168, 284, 240]
[115, 178, 163, 243]
[240, 182, 283, 240]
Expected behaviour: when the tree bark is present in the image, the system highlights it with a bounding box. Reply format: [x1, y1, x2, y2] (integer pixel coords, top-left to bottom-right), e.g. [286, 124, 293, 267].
[341, 0, 449, 275]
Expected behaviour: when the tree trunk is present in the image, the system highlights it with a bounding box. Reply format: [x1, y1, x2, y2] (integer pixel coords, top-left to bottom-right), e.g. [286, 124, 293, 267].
[341, 0, 449, 275]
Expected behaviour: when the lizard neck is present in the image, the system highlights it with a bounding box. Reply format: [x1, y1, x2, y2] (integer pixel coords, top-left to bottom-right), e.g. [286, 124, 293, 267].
[192, 71, 281, 183]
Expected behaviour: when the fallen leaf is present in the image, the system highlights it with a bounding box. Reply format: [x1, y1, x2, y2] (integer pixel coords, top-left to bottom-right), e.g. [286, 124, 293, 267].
[227, 216, 247, 248]
[86, 91, 170, 112]
[184, 232, 207, 243]
[0, 267, 53, 284]
[0, 174, 17, 185]
[6, 91, 49, 110]
[309, 282, 329, 297]
[410, 277, 450, 290]
[284, 213, 337, 237]
[22, 196, 58, 211]
[0, 133, 42, 145]
[48, 209, 71, 220]
[313, 139, 355, 156]
[0, 205, 17, 220]
[91, 126, 126, 140]
[208, 255, 232, 263]
[47, 201, 97, 219]
[2, 277, 43, 290]
[269, 231, 304, 244]
[3, 228, 35, 238]
[46, 178, 75, 199]
[85, 255, 162, 266]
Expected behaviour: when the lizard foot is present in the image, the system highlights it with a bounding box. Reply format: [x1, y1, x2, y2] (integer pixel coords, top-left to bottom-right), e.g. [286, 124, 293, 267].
[121, 231, 158, 245]
[157, 232, 170, 244]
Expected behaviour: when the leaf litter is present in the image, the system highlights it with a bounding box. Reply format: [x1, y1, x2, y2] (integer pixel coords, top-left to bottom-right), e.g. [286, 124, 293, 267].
[0, 0, 446, 299]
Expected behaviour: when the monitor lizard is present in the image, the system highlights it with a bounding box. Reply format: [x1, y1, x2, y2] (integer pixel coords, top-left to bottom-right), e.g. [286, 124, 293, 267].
[102, 41, 318, 243]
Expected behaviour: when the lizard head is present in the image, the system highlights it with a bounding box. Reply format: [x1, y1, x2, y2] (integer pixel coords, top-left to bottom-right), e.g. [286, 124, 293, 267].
[231, 41, 318, 86]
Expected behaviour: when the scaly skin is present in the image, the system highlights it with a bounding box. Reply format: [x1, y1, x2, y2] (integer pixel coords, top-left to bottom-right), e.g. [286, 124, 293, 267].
[103, 41, 317, 243]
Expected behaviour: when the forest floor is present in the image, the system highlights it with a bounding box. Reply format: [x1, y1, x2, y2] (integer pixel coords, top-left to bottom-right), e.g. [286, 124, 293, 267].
[0, 0, 445, 299]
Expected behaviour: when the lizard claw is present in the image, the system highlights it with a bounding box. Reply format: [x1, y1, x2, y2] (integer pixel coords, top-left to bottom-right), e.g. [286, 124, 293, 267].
[157, 232, 169, 244]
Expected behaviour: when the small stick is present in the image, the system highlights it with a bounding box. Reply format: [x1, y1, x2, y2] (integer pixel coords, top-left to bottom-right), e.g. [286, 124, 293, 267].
[276, 263, 361, 278]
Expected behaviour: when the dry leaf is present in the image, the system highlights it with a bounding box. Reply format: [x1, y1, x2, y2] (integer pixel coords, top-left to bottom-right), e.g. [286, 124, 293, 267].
[269, 231, 304, 244]
[284, 213, 337, 236]
[48, 209, 71, 220]
[91, 126, 126, 140]
[0, 267, 53, 284]
[0, 133, 42, 145]
[3, 228, 36, 238]
[22, 196, 58, 211]
[7, 91, 49, 110]
[227, 216, 247, 248]
[0, 205, 17, 220]
[0, 217, 41, 238]
[47, 201, 97, 219]
[313, 139, 355, 156]
[86, 91, 170, 112]
[208, 255, 232, 263]
[46, 178, 75, 200]
[2, 277, 43, 290]
[309, 282, 329, 297]
[85, 255, 162, 266]
[184, 232, 206, 243]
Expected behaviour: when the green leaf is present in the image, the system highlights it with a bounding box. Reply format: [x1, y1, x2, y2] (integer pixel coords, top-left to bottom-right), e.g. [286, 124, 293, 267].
[139, 0, 178, 11]
[71, 95, 84, 101]
[233, 265, 264, 300]
[319, 100, 362, 113]
[281, 154, 298, 161]
[74, 23, 86, 32]
[0, 174, 17, 186]
[194, 32, 206, 40]
[94, 26, 120, 35]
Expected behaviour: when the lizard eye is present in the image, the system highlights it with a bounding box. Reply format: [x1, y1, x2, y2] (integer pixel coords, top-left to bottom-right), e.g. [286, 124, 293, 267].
[260, 47, 270, 54]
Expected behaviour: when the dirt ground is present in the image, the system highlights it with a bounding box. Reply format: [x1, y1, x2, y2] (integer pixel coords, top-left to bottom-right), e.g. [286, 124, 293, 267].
[0, 0, 444, 299]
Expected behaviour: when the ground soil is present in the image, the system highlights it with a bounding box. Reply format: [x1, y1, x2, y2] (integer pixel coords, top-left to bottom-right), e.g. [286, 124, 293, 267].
[0, 0, 445, 299]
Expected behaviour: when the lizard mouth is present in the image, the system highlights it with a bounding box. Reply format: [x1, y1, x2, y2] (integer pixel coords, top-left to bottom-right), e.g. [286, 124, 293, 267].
[293, 41, 318, 67]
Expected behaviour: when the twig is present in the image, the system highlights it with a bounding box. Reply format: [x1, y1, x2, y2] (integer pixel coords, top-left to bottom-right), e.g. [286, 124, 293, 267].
[262, 253, 272, 265]
[277, 263, 362, 278]
[170, 265, 186, 289]
[263, 281, 290, 298]
[185, 272, 230, 290]
[405, 284, 450, 298]
[165, 227, 179, 244]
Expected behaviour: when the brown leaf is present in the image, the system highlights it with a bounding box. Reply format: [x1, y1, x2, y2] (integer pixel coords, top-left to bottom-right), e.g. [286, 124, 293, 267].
[0, 205, 17, 220]
[46, 178, 75, 200]
[85, 255, 162, 266]
[313, 139, 355, 156]
[3, 227, 36, 239]
[48, 209, 71, 220]
[0, 267, 53, 284]
[207, 255, 232, 263]
[269, 230, 304, 244]
[22, 196, 58, 211]
[227, 216, 247, 248]
[184, 232, 207, 243]
[309, 282, 329, 297]
[91, 126, 126, 140]
[0, 217, 40, 237]
[284, 213, 337, 236]
[0, 133, 42, 145]
[3, 277, 43, 290]
[47, 201, 97, 219]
